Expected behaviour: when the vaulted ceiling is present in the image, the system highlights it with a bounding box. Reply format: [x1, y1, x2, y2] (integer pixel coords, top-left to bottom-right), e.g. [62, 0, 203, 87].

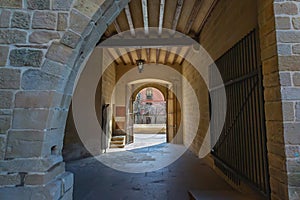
[99, 0, 218, 66]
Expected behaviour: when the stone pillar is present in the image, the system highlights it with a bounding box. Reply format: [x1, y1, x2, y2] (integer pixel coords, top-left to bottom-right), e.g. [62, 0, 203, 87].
[0, 0, 128, 199]
[0, 0, 74, 199]
[274, 1, 300, 199]
[258, 0, 300, 199]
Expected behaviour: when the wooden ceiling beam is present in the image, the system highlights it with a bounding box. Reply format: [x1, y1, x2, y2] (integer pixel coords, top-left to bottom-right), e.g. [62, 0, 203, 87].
[183, 0, 203, 35]
[113, 20, 135, 65]
[118, 49, 127, 65]
[180, 48, 191, 65]
[127, 50, 135, 65]
[172, 0, 184, 31]
[172, 47, 182, 65]
[107, 49, 119, 66]
[196, 0, 219, 38]
[99, 37, 194, 48]
[146, 48, 151, 63]
[156, 49, 160, 64]
[141, 0, 149, 35]
[158, 0, 165, 35]
[137, 49, 142, 60]
[113, 20, 122, 33]
[125, 5, 136, 37]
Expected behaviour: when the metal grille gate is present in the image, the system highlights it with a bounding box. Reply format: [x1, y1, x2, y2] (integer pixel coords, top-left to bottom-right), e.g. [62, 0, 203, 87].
[210, 29, 270, 198]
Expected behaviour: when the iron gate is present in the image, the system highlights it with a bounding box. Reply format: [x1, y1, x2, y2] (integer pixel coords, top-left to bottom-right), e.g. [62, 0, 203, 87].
[210, 29, 270, 198]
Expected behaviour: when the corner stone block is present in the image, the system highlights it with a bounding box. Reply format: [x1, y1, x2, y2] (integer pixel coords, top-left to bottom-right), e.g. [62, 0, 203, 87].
[15, 91, 58, 108]
[29, 31, 60, 44]
[24, 162, 65, 185]
[0, 30, 27, 44]
[0, 156, 62, 172]
[46, 42, 73, 65]
[0, 45, 9, 66]
[9, 49, 43, 67]
[60, 172, 73, 193]
[0, 178, 63, 200]
[264, 86, 282, 102]
[47, 110, 68, 130]
[266, 121, 284, 144]
[43, 129, 65, 156]
[0, 68, 21, 89]
[265, 102, 283, 121]
[32, 11, 57, 30]
[263, 72, 280, 87]
[0, 0, 22, 8]
[11, 11, 30, 29]
[5, 130, 46, 159]
[21, 69, 64, 90]
[12, 109, 49, 129]
[27, 0, 50, 10]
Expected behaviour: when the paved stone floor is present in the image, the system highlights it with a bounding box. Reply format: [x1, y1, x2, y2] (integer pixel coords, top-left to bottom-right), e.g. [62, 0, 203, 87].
[66, 135, 266, 200]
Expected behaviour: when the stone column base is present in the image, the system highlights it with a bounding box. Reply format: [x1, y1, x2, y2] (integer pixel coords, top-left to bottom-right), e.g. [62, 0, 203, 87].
[0, 172, 73, 200]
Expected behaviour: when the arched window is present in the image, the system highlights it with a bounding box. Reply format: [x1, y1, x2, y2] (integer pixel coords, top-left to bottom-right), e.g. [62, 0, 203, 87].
[146, 88, 153, 99]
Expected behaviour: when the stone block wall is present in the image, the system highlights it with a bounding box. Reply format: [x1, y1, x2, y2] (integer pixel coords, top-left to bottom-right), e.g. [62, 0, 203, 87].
[273, 1, 300, 199]
[0, 0, 128, 199]
[182, 61, 209, 155]
[0, 0, 298, 199]
[258, 0, 290, 199]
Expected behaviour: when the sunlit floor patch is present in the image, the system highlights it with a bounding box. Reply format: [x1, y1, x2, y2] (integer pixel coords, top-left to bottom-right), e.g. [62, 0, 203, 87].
[107, 133, 167, 153]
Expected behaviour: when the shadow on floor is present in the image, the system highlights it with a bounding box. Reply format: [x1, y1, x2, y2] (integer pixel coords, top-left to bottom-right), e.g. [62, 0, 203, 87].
[66, 143, 265, 200]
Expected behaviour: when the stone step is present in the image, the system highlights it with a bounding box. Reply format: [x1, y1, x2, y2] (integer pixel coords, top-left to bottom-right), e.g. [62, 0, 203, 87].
[109, 144, 125, 148]
[109, 136, 126, 148]
[110, 140, 124, 145]
[111, 136, 126, 141]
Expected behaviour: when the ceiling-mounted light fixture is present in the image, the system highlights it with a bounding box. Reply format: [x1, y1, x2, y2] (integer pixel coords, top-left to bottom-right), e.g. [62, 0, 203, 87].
[136, 59, 145, 73]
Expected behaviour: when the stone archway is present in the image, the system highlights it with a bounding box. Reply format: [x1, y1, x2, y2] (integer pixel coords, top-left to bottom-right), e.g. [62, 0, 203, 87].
[0, 0, 128, 199]
[0, 0, 299, 199]
[129, 83, 181, 144]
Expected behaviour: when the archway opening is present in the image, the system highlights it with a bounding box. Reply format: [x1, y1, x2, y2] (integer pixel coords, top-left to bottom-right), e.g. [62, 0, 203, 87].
[131, 87, 167, 148]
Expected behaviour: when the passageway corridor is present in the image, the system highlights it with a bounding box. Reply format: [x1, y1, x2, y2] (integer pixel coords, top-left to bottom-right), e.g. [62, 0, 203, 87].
[67, 144, 264, 200]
